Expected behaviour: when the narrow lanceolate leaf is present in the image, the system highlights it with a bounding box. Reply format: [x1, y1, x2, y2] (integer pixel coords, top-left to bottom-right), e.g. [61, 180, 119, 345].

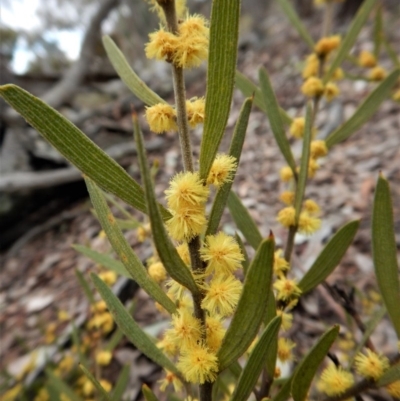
[46, 369, 84, 401]
[235, 71, 292, 125]
[85, 178, 176, 314]
[75, 269, 95, 304]
[277, 0, 314, 50]
[377, 363, 400, 387]
[79, 364, 113, 401]
[92, 274, 179, 375]
[112, 365, 130, 401]
[227, 191, 263, 250]
[0, 84, 169, 217]
[299, 220, 359, 294]
[259, 68, 297, 175]
[230, 317, 282, 401]
[199, 0, 241, 180]
[372, 174, 400, 337]
[291, 326, 340, 401]
[294, 102, 312, 222]
[206, 97, 253, 236]
[102, 36, 165, 106]
[142, 384, 160, 401]
[324, 0, 377, 82]
[73, 245, 130, 278]
[325, 69, 400, 148]
[133, 116, 199, 295]
[217, 236, 275, 370]
[373, 5, 383, 58]
[235, 233, 250, 275]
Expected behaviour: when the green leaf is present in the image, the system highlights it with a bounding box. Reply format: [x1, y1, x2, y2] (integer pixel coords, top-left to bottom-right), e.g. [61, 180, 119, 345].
[294, 102, 312, 222]
[291, 326, 340, 401]
[74, 245, 130, 278]
[206, 97, 253, 236]
[75, 269, 95, 304]
[324, 0, 377, 82]
[299, 220, 360, 294]
[92, 273, 179, 375]
[277, 0, 314, 50]
[373, 5, 383, 58]
[235, 233, 250, 275]
[230, 317, 282, 401]
[112, 365, 130, 401]
[46, 369, 84, 401]
[217, 236, 275, 370]
[227, 191, 263, 250]
[142, 384, 160, 401]
[79, 364, 113, 401]
[235, 71, 292, 126]
[85, 178, 176, 314]
[272, 378, 292, 401]
[259, 68, 297, 175]
[372, 174, 400, 337]
[326, 69, 400, 148]
[382, 36, 400, 68]
[133, 116, 199, 295]
[199, 0, 241, 180]
[377, 363, 400, 387]
[0, 84, 169, 217]
[103, 36, 165, 106]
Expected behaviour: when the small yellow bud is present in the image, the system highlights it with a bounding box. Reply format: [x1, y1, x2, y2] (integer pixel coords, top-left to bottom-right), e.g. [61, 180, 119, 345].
[310, 140, 328, 158]
[280, 166, 294, 182]
[96, 350, 113, 366]
[369, 66, 387, 81]
[324, 82, 340, 102]
[302, 53, 320, 79]
[314, 35, 341, 57]
[98, 271, 117, 286]
[279, 191, 295, 205]
[301, 77, 324, 97]
[358, 50, 377, 68]
[276, 207, 296, 228]
[148, 261, 167, 283]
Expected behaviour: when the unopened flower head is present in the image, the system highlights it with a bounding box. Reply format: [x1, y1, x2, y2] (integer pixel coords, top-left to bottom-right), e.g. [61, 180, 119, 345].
[324, 82, 340, 102]
[307, 157, 319, 178]
[302, 53, 320, 79]
[207, 154, 237, 188]
[201, 274, 242, 316]
[369, 66, 387, 81]
[200, 232, 244, 275]
[186, 97, 205, 127]
[298, 212, 321, 235]
[303, 199, 321, 214]
[310, 140, 328, 159]
[358, 50, 377, 68]
[280, 191, 295, 205]
[177, 343, 218, 384]
[274, 277, 302, 301]
[354, 349, 389, 380]
[290, 117, 305, 139]
[280, 166, 294, 182]
[277, 337, 296, 362]
[166, 205, 207, 241]
[318, 364, 354, 396]
[331, 67, 344, 81]
[145, 103, 177, 134]
[274, 249, 290, 275]
[165, 171, 209, 210]
[301, 77, 324, 97]
[277, 206, 296, 228]
[314, 35, 341, 57]
[95, 350, 112, 366]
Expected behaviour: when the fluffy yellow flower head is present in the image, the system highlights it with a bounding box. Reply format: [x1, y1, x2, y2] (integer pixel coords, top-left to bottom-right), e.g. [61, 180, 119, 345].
[358, 50, 377, 68]
[314, 35, 341, 57]
[280, 166, 294, 182]
[165, 171, 209, 210]
[290, 117, 305, 139]
[274, 277, 302, 301]
[302, 53, 320, 79]
[274, 249, 290, 276]
[280, 191, 295, 205]
[354, 349, 389, 380]
[303, 199, 321, 214]
[276, 310, 293, 331]
[186, 97, 205, 127]
[386, 380, 400, 398]
[307, 157, 320, 178]
[201, 274, 242, 316]
[176, 243, 191, 265]
[173, 33, 208, 69]
[95, 350, 112, 366]
[145, 103, 177, 134]
[324, 81, 340, 102]
[148, 261, 167, 283]
[277, 338, 296, 362]
[177, 343, 218, 384]
[205, 315, 226, 353]
[200, 232, 244, 275]
[277, 206, 296, 228]
[301, 77, 325, 97]
[207, 154, 237, 188]
[298, 212, 321, 235]
[145, 29, 180, 62]
[369, 66, 387, 81]
[310, 140, 328, 159]
[318, 364, 354, 396]
[331, 67, 344, 81]
[179, 14, 209, 38]
[98, 271, 117, 286]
